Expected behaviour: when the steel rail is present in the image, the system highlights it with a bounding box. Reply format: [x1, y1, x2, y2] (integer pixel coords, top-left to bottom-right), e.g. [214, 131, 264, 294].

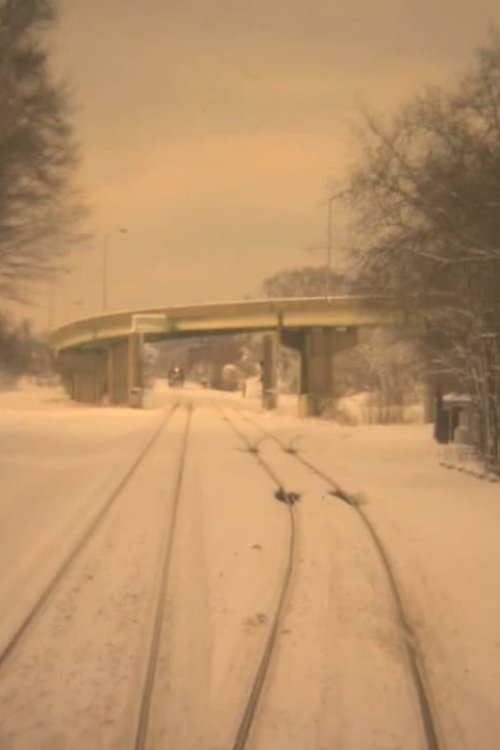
[214, 404, 297, 750]
[0, 404, 179, 674]
[238, 410, 440, 750]
[133, 403, 194, 750]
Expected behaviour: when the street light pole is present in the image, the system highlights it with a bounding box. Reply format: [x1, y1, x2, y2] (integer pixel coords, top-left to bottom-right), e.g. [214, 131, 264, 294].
[101, 228, 127, 312]
[47, 277, 54, 329]
[326, 196, 334, 299]
[102, 234, 109, 311]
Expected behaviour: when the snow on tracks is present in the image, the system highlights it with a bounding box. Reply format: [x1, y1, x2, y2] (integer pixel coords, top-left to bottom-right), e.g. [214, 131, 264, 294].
[133, 404, 193, 748]
[0, 403, 188, 748]
[215, 405, 297, 750]
[0, 393, 447, 749]
[0, 405, 177, 672]
[240, 411, 440, 750]
[216, 405, 429, 750]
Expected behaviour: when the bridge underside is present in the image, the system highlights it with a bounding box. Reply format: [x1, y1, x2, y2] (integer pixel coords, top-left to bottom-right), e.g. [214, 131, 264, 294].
[51, 297, 415, 416]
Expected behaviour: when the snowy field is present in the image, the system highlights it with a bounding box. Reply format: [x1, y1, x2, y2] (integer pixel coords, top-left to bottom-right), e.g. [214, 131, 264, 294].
[0, 379, 499, 749]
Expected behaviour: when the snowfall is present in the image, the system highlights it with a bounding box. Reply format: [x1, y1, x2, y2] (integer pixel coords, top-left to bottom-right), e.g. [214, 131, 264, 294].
[0, 378, 499, 749]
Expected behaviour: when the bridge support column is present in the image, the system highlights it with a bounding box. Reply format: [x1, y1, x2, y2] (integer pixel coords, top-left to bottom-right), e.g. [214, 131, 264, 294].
[281, 327, 358, 417]
[300, 328, 334, 417]
[106, 333, 143, 406]
[57, 350, 107, 404]
[261, 333, 278, 410]
[127, 332, 143, 407]
[107, 341, 128, 405]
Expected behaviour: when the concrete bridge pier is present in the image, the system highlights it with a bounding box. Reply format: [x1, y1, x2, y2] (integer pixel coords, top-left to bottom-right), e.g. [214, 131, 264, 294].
[281, 326, 358, 417]
[300, 328, 334, 417]
[107, 332, 143, 406]
[57, 349, 107, 404]
[261, 333, 278, 410]
[57, 332, 144, 407]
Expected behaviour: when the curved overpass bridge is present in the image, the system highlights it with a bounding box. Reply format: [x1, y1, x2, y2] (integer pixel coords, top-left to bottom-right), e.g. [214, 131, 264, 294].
[50, 296, 410, 351]
[50, 296, 416, 414]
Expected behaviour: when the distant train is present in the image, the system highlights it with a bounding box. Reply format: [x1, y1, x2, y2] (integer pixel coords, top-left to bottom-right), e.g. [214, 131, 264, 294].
[220, 363, 241, 391]
[167, 365, 185, 388]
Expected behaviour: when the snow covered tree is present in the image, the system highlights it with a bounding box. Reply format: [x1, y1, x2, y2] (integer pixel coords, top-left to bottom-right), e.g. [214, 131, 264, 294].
[342, 30, 500, 465]
[0, 0, 84, 300]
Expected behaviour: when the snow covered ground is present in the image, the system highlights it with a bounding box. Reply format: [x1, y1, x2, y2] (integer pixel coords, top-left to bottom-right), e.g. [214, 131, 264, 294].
[0, 379, 499, 749]
[0, 381, 165, 663]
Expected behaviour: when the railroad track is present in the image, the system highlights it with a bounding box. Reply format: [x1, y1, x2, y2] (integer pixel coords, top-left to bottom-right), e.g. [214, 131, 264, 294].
[0, 401, 196, 749]
[232, 407, 440, 750]
[214, 404, 299, 750]
[0, 403, 179, 675]
[0, 399, 440, 748]
[133, 402, 193, 749]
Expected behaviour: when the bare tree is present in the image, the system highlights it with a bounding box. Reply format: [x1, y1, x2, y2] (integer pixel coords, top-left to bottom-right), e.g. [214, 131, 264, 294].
[342, 30, 500, 466]
[0, 0, 85, 300]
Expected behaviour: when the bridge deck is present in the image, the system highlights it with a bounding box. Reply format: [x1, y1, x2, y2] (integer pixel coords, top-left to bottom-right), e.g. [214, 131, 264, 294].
[50, 296, 412, 352]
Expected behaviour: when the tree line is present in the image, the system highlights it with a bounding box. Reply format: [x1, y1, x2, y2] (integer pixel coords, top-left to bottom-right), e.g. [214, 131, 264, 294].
[339, 30, 500, 468]
[0, 0, 82, 381]
[0, 311, 52, 385]
[264, 32, 500, 466]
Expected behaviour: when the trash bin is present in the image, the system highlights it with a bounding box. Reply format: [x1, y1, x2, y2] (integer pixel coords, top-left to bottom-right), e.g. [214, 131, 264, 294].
[129, 387, 143, 408]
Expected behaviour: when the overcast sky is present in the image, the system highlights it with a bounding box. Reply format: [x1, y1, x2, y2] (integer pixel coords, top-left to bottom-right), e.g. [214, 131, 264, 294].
[27, 0, 500, 326]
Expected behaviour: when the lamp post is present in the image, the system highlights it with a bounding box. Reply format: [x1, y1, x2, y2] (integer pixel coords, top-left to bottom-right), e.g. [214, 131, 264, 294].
[325, 195, 335, 299]
[324, 189, 347, 297]
[47, 277, 54, 329]
[102, 228, 127, 311]
[102, 234, 109, 311]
